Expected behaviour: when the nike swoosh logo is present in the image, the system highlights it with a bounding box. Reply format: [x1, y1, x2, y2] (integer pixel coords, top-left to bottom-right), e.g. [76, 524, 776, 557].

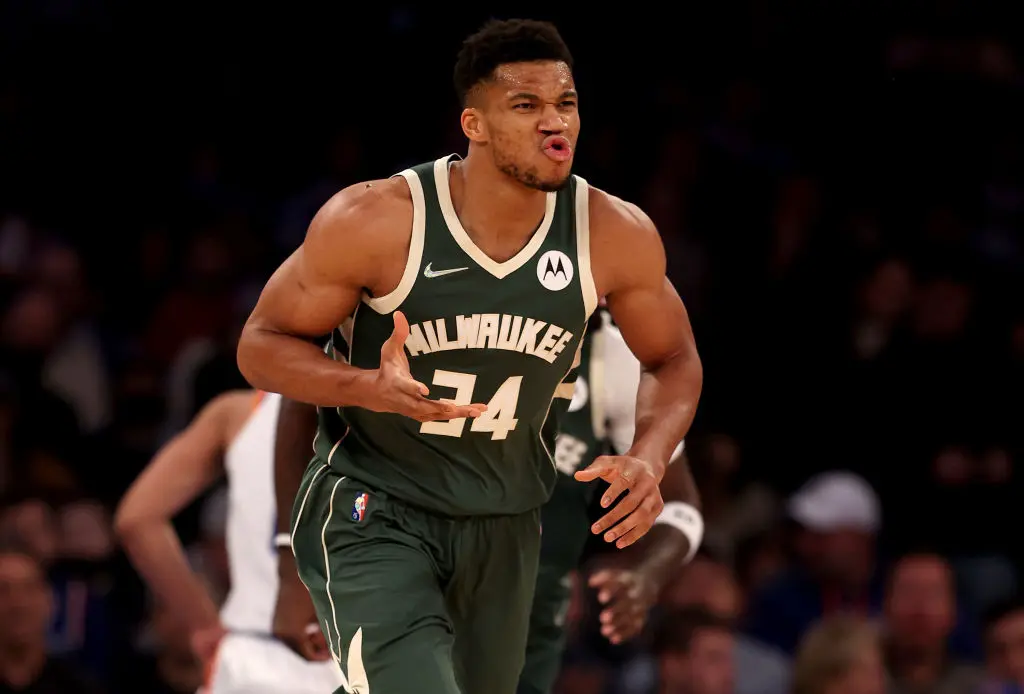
[423, 262, 469, 279]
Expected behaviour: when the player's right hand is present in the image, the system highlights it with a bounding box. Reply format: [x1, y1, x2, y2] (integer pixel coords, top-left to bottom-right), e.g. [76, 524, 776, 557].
[371, 311, 487, 423]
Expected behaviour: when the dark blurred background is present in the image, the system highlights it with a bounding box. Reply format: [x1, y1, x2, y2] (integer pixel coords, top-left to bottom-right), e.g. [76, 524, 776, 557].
[1, 1, 1023, 693]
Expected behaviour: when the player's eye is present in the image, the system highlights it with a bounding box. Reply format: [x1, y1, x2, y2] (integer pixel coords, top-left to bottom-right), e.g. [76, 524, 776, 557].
[513, 103, 535, 110]
[560, 101, 577, 109]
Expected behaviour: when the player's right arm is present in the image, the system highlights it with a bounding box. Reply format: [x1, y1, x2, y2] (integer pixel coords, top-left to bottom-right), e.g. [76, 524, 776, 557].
[114, 391, 248, 640]
[237, 181, 484, 421]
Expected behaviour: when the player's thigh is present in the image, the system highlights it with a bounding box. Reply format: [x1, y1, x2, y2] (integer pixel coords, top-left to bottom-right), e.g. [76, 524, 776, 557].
[449, 509, 542, 694]
[205, 633, 344, 694]
[292, 473, 460, 694]
[517, 563, 573, 694]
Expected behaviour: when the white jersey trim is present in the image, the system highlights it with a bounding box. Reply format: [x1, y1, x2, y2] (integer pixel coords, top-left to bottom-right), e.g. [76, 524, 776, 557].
[434, 155, 557, 279]
[363, 169, 426, 314]
[574, 177, 598, 319]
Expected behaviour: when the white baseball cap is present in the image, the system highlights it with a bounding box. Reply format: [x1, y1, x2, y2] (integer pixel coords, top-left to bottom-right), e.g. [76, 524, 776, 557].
[787, 471, 881, 533]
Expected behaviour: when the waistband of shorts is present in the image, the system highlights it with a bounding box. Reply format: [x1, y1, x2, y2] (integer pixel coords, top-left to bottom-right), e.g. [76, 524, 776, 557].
[328, 470, 541, 523]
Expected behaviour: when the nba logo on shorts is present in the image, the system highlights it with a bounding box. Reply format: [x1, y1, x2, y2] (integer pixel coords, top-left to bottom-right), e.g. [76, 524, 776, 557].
[351, 493, 368, 522]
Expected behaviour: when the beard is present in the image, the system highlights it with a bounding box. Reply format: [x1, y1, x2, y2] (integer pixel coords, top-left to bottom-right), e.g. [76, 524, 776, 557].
[494, 153, 571, 192]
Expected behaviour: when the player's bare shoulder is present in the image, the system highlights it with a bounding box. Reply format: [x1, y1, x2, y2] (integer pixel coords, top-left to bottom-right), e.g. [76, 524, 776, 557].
[303, 177, 415, 294]
[309, 178, 412, 254]
[585, 186, 666, 296]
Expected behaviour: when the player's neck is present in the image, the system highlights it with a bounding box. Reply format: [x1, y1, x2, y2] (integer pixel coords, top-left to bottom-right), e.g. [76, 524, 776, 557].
[451, 153, 548, 246]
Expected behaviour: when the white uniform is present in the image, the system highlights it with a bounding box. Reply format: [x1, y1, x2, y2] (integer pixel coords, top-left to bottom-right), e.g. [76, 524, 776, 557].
[205, 392, 344, 694]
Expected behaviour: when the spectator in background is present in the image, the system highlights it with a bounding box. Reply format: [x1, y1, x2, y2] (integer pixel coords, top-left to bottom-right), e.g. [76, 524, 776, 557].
[555, 572, 617, 694]
[793, 616, 886, 694]
[31, 242, 112, 435]
[622, 551, 789, 694]
[668, 552, 789, 694]
[0, 378, 13, 494]
[0, 543, 103, 693]
[116, 597, 205, 694]
[556, 650, 612, 694]
[48, 499, 121, 681]
[649, 607, 734, 694]
[0, 499, 58, 567]
[734, 530, 788, 600]
[883, 553, 982, 694]
[688, 434, 781, 564]
[848, 257, 915, 365]
[143, 231, 236, 368]
[744, 472, 883, 655]
[0, 496, 122, 682]
[0, 286, 82, 487]
[982, 597, 1024, 691]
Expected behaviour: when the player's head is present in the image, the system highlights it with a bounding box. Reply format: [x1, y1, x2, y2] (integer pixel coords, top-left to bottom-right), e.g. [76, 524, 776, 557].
[454, 19, 577, 192]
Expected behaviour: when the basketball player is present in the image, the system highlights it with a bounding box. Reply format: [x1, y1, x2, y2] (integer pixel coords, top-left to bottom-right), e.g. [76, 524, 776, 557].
[267, 314, 700, 686]
[114, 390, 344, 693]
[236, 18, 703, 694]
[518, 307, 699, 694]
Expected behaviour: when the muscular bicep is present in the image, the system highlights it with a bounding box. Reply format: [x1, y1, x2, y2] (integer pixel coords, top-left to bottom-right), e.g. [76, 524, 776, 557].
[246, 243, 362, 341]
[593, 193, 698, 371]
[245, 188, 394, 340]
[608, 273, 696, 372]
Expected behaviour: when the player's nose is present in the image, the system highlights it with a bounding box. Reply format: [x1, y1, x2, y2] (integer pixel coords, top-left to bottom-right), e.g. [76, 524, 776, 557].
[537, 106, 568, 134]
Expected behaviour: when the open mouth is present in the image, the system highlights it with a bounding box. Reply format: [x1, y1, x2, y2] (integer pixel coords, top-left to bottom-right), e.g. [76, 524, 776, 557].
[542, 135, 573, 162]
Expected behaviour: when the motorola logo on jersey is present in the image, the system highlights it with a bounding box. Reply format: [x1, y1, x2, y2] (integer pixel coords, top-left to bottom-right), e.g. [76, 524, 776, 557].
[568, 376, 588, 413]
[537, 250, 574, 291]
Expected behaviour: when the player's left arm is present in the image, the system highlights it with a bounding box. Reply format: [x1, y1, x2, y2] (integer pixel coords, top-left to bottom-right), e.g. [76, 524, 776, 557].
[576, 190, 703, 550]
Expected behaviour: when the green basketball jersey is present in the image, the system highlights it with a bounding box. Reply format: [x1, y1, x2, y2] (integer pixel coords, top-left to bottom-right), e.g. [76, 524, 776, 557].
[541, 309, 609, 566]
[315, 155, 598, 516]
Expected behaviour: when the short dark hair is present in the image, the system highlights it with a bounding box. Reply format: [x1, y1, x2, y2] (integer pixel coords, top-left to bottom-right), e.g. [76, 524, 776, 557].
[453, 18, 573, 106]
[653, 606, 732, 655]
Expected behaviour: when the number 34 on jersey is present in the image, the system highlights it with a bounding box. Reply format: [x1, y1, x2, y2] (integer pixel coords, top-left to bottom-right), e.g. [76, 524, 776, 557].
[420, 370, 523, 441]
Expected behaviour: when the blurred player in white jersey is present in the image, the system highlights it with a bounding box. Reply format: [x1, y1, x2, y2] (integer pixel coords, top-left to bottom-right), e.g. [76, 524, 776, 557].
[115, 390, 344, 693]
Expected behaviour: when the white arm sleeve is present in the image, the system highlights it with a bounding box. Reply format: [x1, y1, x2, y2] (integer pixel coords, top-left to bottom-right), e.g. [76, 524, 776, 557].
[601, 323, 684, 461]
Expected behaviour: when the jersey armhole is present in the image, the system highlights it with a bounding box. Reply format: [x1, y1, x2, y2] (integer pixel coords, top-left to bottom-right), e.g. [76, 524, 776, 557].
[362, 170, 426, 314]
[574, 177, 599, 320]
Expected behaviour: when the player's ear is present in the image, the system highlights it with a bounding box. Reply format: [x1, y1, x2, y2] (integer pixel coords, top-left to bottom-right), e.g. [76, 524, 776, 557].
[461, 107, 487, 144]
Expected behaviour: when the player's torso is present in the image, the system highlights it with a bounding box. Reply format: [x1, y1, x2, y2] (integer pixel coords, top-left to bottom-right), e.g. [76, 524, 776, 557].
[221, 391, 281, 634]
[317, 155, 597, 516]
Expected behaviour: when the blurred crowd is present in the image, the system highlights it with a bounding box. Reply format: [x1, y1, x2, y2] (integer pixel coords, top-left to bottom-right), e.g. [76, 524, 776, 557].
[2, 1, 1023, 693]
